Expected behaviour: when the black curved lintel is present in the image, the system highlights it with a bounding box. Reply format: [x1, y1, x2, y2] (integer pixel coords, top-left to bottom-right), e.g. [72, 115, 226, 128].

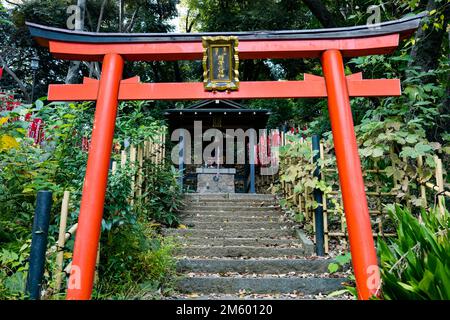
[26, 12, 425, 46]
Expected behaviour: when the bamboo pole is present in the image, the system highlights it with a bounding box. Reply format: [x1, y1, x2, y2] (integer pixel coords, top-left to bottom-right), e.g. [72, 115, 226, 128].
[129, 145, 137, 206]
[424, 182, 450, 197]
[120, 150, 127, 168]
[65, 223, 78, 241]
[417, 156, 427, 208]
[47, 224, 78, 258]
[328, 232, 396, 237]
[374, 161, 383, 236]
[54, 191, 70, 293]
[319, 141, 329, 253]
[297, 193, 303, 219]
[137, 145, 143, 199]
[152, 139, 157, 164]
[435, 156, 445, 217]
[157, 135, 162, 165]
[94, 244, 100, 285]
[161, 133, 166, 165]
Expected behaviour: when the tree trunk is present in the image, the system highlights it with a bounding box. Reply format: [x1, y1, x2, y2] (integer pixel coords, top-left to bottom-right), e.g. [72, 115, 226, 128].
[119, 0, 124, 32]
[408, 1, 450, 142]
[301, 0, 340, 28]
[408, 1, 450, 82]
[65, 0, 86, 84]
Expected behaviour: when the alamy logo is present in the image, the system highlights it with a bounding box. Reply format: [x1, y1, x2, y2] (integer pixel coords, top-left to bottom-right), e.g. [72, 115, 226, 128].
[66, 5, 82, 30]
[367, 5, 382, 30]
[171, 121, 280, 175]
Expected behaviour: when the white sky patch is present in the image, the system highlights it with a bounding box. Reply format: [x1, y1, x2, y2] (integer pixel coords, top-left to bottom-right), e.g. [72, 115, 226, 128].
[168, 2, 187, 33]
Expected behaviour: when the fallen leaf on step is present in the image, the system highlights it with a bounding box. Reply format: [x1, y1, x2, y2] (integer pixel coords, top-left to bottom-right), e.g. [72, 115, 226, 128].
[178, 224, 188, 229]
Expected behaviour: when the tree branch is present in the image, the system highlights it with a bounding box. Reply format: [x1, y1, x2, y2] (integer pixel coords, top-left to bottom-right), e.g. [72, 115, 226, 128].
[4, 0, 21, 7]
[125, 5, 140, 32]
[96, 0, 107, 32]
[0, 54, 31, 102]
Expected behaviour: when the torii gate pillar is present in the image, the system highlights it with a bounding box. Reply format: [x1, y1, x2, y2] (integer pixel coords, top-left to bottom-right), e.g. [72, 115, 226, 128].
[67, 53, 124, 300]
[322, 49, 379, 299]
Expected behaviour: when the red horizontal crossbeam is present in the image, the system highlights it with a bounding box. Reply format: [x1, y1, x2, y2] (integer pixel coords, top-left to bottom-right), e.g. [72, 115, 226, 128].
[48, 34, 399, 61]
[48, 76, 400, 101]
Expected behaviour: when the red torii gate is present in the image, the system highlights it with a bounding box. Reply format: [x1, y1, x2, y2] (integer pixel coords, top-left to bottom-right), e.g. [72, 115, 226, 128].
[27, 13, 424, 300]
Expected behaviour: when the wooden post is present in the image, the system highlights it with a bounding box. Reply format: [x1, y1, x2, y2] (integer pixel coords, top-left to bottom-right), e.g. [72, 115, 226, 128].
[55, 191, 70, 293]
[312, 135, 325, 256]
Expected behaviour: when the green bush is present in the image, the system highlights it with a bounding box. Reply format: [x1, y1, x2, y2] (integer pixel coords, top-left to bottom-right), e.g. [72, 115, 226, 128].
[1, 98, 181, 299]
[95, 222, 177, 299]
[378, 205, 450, 300]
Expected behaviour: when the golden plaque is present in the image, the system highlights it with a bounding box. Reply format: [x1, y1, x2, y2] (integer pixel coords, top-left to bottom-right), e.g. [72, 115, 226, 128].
[202, 36, 239, 91]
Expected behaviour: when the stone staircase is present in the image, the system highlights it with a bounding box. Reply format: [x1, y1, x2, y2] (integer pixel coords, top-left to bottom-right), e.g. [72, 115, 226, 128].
[164, 193, 347, 299]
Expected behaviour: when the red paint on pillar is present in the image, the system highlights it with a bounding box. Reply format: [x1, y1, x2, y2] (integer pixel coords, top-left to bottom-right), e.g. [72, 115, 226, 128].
[66, 53, 124, 300]
[321, 49, 380, 300]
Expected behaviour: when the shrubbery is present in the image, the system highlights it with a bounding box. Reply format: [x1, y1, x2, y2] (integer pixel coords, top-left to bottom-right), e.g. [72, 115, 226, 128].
[0, 99, 181, 299]
[378, 205, 450, 300]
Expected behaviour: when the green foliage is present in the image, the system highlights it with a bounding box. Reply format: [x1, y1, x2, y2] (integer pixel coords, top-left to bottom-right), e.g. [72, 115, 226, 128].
[275, 135, 342, 228]
[328, 252, 352, 274]
[116, 101, 165, 145]
[139, 163, 182, 227]
[327, 252, 357, 299]
[378, 205, 450, 300]
[1, 97, 180, 299]
[95, 225, 178, 300]
[0, 242, 30, 299]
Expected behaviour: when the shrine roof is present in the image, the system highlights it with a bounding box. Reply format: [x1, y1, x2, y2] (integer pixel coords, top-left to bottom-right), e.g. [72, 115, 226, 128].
[165, 100, 270, 114]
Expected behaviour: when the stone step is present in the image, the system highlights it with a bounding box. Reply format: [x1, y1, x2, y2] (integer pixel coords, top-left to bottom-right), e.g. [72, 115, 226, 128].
[182, 221, 290, 230]
[176, 237, 297, 247]
[180, 215, 284, 223]
[176, 276, 346, 295]
[176, 258, 332, 274]
[176, 246, 306, 258]
[183, 200, 278, 207]
[183, 202, 279, 207]
[180, 206, 279, 212]
[164, 228, 295, 238]
[179, 210, 282, 218]
[184, 193, 276, 201]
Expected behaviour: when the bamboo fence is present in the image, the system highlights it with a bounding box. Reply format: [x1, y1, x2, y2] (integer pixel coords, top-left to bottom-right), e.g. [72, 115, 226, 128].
[278, 136, 448, 253]
[49, 133, 166, 294]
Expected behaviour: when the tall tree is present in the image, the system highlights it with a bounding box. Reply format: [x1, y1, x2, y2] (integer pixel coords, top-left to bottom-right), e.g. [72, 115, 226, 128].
[65, 0, 86, 84]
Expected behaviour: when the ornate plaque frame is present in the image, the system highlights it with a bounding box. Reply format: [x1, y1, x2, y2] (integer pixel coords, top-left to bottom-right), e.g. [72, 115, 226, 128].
[202, 36, 239, 91]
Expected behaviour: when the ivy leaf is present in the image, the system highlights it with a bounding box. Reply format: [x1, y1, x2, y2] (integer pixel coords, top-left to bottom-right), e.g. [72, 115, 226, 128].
[414, 143, 433, 155]
[400, 146, 418, 158]
[336, 253, 352, 265]
[385, 166, 394, 177]
[405, 135, 418, 144]
[328, 263, 339, 273]
[372, 147, 384, 158]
